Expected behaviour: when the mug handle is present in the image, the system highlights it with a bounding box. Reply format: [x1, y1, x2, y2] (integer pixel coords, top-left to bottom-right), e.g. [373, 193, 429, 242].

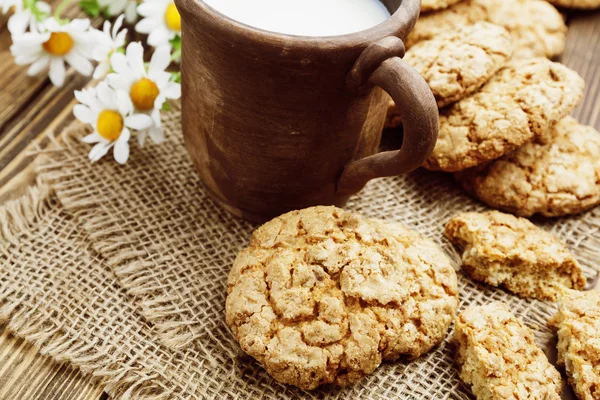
[336, 36, 439, 195]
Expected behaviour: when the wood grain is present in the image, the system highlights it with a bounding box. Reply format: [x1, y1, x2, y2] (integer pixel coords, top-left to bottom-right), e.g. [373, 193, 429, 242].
[561, 12, 600, 130]
[0, 8, 599, 400]
[0, 326, 107, 400]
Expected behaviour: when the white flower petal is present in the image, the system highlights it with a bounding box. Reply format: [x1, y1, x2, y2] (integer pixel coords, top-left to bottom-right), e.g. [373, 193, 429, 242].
[67, 18, 91, 32]
[147, 26, 170, 47]
[124, 114, 153, 130]
[126, 41, 146, 77]
[137, 131, 147, 147]
[26, 56, 50, 76]
[82, 131, 103, 143]
[8, 11, 31, 34]
[74, 87, 95, 105]
[96, 82, 116, 110]
[151, 70, 171, 87]
[41, 17, 60, 32]
[151, 108, 162, 127]
[113, 14, 125, 37]
[89, 141, 112, 162]
[115, 29, 128, 47]
[125, 2, 138, 23]
[148, 126, 165, 144]
[93, 62, 110, 79]
[73, 104, 95, 124]
[65, 52, 94, 76]
[110, 52, 135, 80]
[37, 2, 51, 13]
[135, 17, 158, 34]
[48, 58, 66, 87]
[108, 0, 127, 15]
[113, 129, 130, 164]
[148, 45, 171, 76]
[116, 89, 133, 116]
[161, 83, 181, 100]
[107, 73, 132, 92]
[137, 1, 165, 17]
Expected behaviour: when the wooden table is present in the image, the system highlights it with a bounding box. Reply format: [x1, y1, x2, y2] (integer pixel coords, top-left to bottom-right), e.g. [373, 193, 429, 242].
[1, 8, 599, 400]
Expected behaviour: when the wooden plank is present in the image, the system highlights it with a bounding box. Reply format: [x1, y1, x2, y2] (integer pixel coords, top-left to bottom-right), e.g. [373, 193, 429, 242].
[0, 325, 107, 400]
[561, 11, 600, 130]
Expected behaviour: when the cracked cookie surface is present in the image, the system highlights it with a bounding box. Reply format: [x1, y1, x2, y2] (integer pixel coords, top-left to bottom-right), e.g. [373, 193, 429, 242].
[423, 58, 584, 172]
[547, 0, 600, 9]
[454, 302, 563, 400]
[421, 0, 464, 12]
[456, 117, 600, 217]
[225, 206, 458, 390]
[445, 211, 585, 301]
[404, 22, 512, 108]
[406, 0, 566, 60]
[548, 290, 600, 400]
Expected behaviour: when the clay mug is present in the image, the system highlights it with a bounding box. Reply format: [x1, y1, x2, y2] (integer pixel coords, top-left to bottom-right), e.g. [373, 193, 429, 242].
[175, 0, 438, 221]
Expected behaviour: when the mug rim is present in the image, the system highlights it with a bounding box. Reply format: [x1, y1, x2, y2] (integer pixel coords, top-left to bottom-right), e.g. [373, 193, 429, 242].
[190, 0, 420, 50]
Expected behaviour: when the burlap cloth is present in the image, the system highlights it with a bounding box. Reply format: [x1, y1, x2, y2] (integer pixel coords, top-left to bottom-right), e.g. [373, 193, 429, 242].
[1, 102, 599, 399]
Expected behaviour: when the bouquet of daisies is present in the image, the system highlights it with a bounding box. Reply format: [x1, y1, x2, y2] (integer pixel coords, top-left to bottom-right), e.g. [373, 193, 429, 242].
[2, 0, 182, 164]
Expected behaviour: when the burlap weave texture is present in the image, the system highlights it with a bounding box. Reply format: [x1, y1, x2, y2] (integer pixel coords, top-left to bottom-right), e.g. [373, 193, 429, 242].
[1, 103, 599, 398]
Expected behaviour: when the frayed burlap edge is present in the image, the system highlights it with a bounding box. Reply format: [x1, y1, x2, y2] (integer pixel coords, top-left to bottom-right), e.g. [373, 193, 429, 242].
[0, 185, 172, 400]
[35, 115, 205, 350]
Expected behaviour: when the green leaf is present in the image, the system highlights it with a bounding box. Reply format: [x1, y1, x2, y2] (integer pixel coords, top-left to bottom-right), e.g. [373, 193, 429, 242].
[79, 0, 100, 17]
[170, 71, 181, 84]
[161, 102, 172, 111]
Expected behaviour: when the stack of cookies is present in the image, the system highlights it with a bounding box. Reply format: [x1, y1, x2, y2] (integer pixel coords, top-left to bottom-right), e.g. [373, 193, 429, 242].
[387, 0, 600, 218]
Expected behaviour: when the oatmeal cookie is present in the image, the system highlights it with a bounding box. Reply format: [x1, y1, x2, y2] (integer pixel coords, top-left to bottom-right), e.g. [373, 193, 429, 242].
[445, 211, 585, 301]
[225, 206, 458, 390]
[423, 58, 584, 172]
[404, 22, 512, 108]
[454, 302, 563, 400]
[406, 0, 567, 60]
[456, 117, 600, 217]
[421, 0, 464, 12]
[548, 290, 600, 400]
[547, 0, 600, 9]
[385, 22, 511, 128]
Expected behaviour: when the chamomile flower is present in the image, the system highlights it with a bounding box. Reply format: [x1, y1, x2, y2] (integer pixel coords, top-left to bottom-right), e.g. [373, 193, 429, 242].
[74, 82, 153, 164]
[91, 14, 127, 79]
[98, 0, 138, 23]
[10, 17, 96, 87]
[135, 0, 180, 47]
[2, 0, 50, 34]
[107, 42, 181, 145]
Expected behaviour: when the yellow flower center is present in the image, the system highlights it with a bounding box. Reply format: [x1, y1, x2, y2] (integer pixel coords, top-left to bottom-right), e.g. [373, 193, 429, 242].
[164, 3, 181, 32]
[97, 110, 124, 141]
[130, 78, 160, 111]
[42, 32, 74, 56]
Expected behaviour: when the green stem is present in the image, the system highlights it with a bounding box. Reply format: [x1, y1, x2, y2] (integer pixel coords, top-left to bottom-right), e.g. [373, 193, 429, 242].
[54, 0, 73, 22]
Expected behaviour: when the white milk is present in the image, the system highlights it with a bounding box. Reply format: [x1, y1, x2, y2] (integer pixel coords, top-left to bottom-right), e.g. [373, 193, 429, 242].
[203, 0, 391, 37]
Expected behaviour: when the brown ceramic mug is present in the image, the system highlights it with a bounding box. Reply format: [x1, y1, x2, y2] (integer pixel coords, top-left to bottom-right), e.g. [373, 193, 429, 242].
[175, 0, 438, 221]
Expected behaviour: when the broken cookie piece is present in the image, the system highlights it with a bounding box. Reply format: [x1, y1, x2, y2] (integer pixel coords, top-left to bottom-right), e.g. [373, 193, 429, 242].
[226, 206, 458, 390]
[445, 211, 585, 301]
[454, 302, 563, 400]
[548, 290, 600, 400]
